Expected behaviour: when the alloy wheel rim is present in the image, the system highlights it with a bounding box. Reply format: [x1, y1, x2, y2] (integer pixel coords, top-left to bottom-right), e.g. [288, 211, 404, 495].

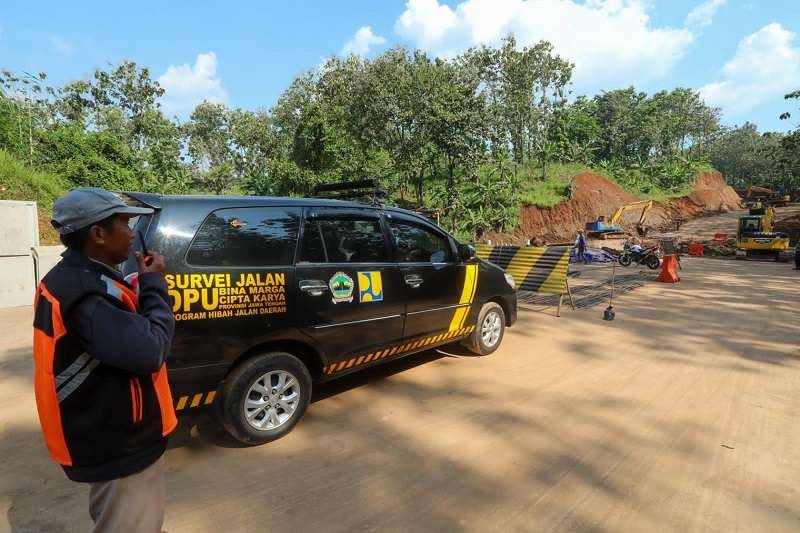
[481, 311, 502, 348]
[244, 370, 300, 431]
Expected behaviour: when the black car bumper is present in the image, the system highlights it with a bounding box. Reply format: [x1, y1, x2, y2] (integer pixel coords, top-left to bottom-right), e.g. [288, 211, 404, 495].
[501, 292, 517, 326]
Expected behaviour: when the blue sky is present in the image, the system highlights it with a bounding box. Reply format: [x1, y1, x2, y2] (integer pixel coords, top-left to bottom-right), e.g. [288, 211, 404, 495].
[1, 1, 799, 131]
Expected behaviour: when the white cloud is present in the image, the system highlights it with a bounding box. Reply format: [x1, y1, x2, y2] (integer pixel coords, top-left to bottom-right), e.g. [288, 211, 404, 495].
[685, 0, 726, 31]
[396, 0, 459, 50]
[342, 26, 387, 56]
[700, 23, 800, 114]
[393, 0, 724, 86]
[50, 35, 73, 56]
[157, 52, 227, 117]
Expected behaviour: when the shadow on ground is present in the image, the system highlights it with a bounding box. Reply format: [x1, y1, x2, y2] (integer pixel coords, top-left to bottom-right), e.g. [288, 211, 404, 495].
[3, 259, 799, 531]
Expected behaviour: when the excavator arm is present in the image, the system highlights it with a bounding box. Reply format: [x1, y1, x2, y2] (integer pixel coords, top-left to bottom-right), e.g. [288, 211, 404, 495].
[609, 200, 653, 225]
[764, 206, 775, 232]
[638, 201, 653, 226]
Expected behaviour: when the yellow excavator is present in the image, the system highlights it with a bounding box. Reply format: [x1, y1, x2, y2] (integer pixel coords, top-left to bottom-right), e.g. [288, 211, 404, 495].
[586, 200, 653, 238]
[736, 206, 790, 261]
[737, 186, 791, 209]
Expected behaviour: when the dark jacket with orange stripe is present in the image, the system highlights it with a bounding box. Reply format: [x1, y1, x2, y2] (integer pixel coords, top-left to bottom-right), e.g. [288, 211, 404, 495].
[33, 249, 177, 483]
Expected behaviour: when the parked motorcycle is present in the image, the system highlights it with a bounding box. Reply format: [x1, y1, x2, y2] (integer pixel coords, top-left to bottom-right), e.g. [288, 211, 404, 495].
[618, 244, 661, 269]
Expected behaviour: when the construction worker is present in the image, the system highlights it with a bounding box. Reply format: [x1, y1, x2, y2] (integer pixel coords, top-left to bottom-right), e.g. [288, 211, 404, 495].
[575, 229, 587, 263]
[32, 188, 177, 533]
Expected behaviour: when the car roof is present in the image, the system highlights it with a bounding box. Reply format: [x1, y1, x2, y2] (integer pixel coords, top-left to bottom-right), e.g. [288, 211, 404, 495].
[122, 192, 437, 223]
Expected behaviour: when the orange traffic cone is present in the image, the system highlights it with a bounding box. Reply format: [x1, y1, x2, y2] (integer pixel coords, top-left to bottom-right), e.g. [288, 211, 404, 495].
[657, 255, 680, 283]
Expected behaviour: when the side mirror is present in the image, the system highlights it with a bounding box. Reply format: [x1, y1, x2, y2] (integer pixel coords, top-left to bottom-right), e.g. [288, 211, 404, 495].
[458, 244, 476, 261]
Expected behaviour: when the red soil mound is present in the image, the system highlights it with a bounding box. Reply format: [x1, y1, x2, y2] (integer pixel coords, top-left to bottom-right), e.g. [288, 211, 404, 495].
[645, 197, 704, 230]
[687, 171, 742, 211]
[775, 214, 800, 232]
[481, 171, 741, 245]
[514, 173, 638, 242]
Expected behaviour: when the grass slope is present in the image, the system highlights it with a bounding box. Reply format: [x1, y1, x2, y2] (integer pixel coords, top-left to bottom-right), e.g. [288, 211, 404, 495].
[517, 162, 593, 207]
[518, 162, 708, 207]
[0, 150, 70, 244]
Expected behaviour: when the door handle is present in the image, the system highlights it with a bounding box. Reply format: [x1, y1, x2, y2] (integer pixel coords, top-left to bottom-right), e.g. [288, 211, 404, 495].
[404, 274, 424, 288]
[299, 280, 329, 296]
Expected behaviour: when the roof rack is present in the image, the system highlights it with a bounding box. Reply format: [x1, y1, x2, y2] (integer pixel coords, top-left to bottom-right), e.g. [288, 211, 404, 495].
[412, 207, 441, 225]
[312, 179, 387, 207]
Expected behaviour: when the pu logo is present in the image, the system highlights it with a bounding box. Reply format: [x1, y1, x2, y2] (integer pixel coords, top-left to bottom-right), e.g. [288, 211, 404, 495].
[358, 271, 383, 303]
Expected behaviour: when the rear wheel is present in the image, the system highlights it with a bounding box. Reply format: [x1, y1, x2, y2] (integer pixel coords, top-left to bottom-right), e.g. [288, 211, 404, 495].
[219, 352, 312, 445]
[464, 302, 505, 356]
[645, 255, 660, 269]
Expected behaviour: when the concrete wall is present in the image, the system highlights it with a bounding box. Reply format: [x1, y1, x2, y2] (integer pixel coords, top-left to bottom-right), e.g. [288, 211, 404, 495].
[32, 246, 65, 285]
[0, 201, 41, 308]
[0, 200, 39, 255]
[0, 255, 36, 307]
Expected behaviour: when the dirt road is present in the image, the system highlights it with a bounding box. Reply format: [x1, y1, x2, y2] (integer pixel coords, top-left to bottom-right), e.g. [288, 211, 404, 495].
[2, 259, 799, 532]
[652, 204, 800, 244]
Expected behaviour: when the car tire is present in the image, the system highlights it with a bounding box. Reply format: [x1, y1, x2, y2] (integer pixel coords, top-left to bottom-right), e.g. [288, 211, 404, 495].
[464, 302, 505, 356]
[219, 352, 312, 445]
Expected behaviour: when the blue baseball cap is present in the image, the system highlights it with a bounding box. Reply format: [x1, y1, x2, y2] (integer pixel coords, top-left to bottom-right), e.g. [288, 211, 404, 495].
[52, 188, 153, 235]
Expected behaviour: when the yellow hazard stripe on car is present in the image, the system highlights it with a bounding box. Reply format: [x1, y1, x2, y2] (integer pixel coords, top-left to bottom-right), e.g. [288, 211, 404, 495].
[175, 390, 217, 411]
[449, 263, 478, 331]
[323, 325, 476, 375]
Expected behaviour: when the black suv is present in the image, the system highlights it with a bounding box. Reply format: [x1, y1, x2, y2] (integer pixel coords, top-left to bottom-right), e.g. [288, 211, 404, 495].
[122, 190, 517, 444]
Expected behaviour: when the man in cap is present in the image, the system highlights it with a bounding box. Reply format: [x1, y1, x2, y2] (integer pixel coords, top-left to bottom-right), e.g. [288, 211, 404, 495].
[575, 229, 587, 264]
[32, 187, 177, 532]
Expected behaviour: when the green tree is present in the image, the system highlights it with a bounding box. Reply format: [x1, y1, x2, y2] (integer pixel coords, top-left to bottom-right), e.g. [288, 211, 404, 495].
[137, 108, 189, 193]
[416, 54, 486, 228]
[779, 89, 800, 121]
[549, 96, 600, 163]
[35, 125, 139, 191]
[705, 123, 781, 188]
[0, 70, 52, 164]
[593, 87, 651, 164]
[229, 108, 277, 191]
[778, 89, 800, 191]
[467, 37, 572, 172]
[184, 101, 234, 194]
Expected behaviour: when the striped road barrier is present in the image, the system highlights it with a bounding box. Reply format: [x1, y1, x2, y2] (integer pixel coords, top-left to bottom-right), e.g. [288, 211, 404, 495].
[475, 244, 574, 315]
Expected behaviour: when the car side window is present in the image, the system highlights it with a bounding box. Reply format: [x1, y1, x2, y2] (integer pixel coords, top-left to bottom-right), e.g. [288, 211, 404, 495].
[389, 221, 454, 263]
[186, 207, 301, 266]
[299, 218, 388, 263]
[299, 220, 327, 263]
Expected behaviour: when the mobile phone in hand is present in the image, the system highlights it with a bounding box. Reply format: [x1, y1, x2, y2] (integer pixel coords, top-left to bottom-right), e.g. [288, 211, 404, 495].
[138, 230, 153, 266]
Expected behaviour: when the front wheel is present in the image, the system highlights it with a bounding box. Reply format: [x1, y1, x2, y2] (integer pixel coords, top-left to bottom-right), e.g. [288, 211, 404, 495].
[219, 352, 312, 445]
[619, 253, 632, 267]
[464, 302, 506, 356]
[645, 255, 661, 269]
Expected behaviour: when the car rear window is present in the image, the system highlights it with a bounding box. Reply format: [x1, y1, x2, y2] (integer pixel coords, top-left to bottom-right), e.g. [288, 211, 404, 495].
[186, 207, 301, 267]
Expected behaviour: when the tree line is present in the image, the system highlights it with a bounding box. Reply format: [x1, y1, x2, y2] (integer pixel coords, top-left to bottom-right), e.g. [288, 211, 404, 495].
[1, 37, 798, 238]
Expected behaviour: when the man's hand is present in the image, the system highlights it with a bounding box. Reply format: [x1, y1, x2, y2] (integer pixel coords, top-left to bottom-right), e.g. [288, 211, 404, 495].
[135, 251, 166, 275]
